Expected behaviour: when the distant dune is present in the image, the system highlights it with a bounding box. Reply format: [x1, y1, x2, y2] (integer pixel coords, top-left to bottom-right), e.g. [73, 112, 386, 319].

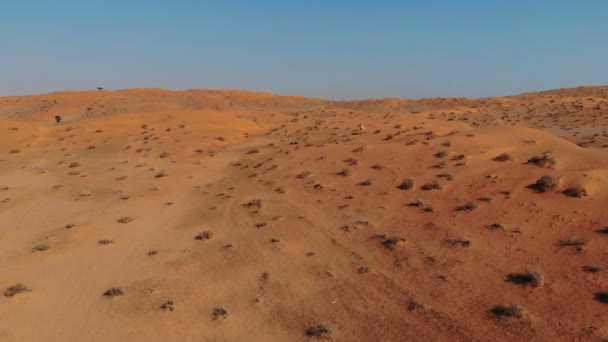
[1, 86, 607, 341]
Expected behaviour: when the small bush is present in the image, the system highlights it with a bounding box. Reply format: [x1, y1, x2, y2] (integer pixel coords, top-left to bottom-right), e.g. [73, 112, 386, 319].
[505, 265, 544, 287]
[527, 175, 558, 193]
[562, 185, 587, 198]
[559, 236, 585, 247]
[492, 153, 512, 162]
[455, 202, 477, 211]
[595, 292, 608, 303]
[407, 299, 424, 312]
[305, 324, 332, 338]
[582, 266, 601, 273]
[421, 181, 441, 191]
[525, 155, 556, 168]
[32, 244, 50, 252]
[358, 179, 372, 186]
[343, 158, 358, 166]
[297, 171, 312, 179]
[336, 169, 351, 177]
[489, 223, 504, 230]
[213, 307, 229, 320]
[4, 283, 30, 297]
[103, 287, 123, 298]
[195, 231, 213, 241]
[243, 199, 262, 208]
[407, 199, 424, 207]
[490, 305, 524, 318]
[436, 173, 453, 181]
[596, 227, 608, 235]
[117, 217, 134, 224]
[397, 179, 414, 190]
[446, 238, 471, 247]
[375, 234, 405, 251]
[160, 300, 175, 311]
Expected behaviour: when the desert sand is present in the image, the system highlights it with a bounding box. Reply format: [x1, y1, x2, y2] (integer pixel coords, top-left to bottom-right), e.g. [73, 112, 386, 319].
[1, 86, 607, 341]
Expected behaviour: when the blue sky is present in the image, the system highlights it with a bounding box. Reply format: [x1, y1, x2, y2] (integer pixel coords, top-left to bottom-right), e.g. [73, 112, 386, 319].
[1, 1, 607, 99]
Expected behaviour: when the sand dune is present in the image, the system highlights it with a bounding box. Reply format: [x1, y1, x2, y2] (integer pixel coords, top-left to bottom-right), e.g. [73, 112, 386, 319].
[1, 87, 608, 341]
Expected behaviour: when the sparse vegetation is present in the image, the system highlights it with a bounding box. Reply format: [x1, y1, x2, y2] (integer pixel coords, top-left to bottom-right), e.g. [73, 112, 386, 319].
[305, 324, 332, 338]
[243, 199, 262, 209]
[375, 233, 405, 251]
[562, 185, 587, 198]
[407, 199, 424, 207]
[488, 223, 504, 230]
[336, 169, 351, 177]
[155, 170, 168, 178]
[505, 265, 544, 287]
[32, 244, 50, 252]
[434, 151, 447, 158]
[160, 300, 175, 311]
[117, 217, 134, 224]
[420, 181, 441, 191]
[212, 307, 229, 320]
[596, 227, 608, 234]
[492, 153, 512, 162]
[583, 265, 601, 273]
[297, 171, 312, 179]
[527, 175, 559, 193]
[103, 287, 123, 298]
[559, 236, 586, 247]
[4, 78, 608, 342]
[525, 154, 556, 168]
[490, 305, 524, 318]
[195, 231, 213, 240]
[455, 202, 477, 211]
[397, 179, 414, 190]
[4, 283, 30, 297]
[407, 299, 424, 312]
[358, 179, 372, 186]
[594, 292, 608, 303]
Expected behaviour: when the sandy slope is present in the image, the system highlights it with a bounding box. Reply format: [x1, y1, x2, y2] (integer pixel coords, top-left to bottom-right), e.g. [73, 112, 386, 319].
[1, 87, 608, 341]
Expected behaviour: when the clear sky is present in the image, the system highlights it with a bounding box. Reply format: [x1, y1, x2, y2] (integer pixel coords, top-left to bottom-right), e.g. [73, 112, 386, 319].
[1, 1, 607, 99]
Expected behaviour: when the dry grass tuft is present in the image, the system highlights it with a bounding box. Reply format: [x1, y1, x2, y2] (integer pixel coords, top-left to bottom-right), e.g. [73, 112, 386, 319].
[4, 283, 30, 297]
[527, 175, 559, 193]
